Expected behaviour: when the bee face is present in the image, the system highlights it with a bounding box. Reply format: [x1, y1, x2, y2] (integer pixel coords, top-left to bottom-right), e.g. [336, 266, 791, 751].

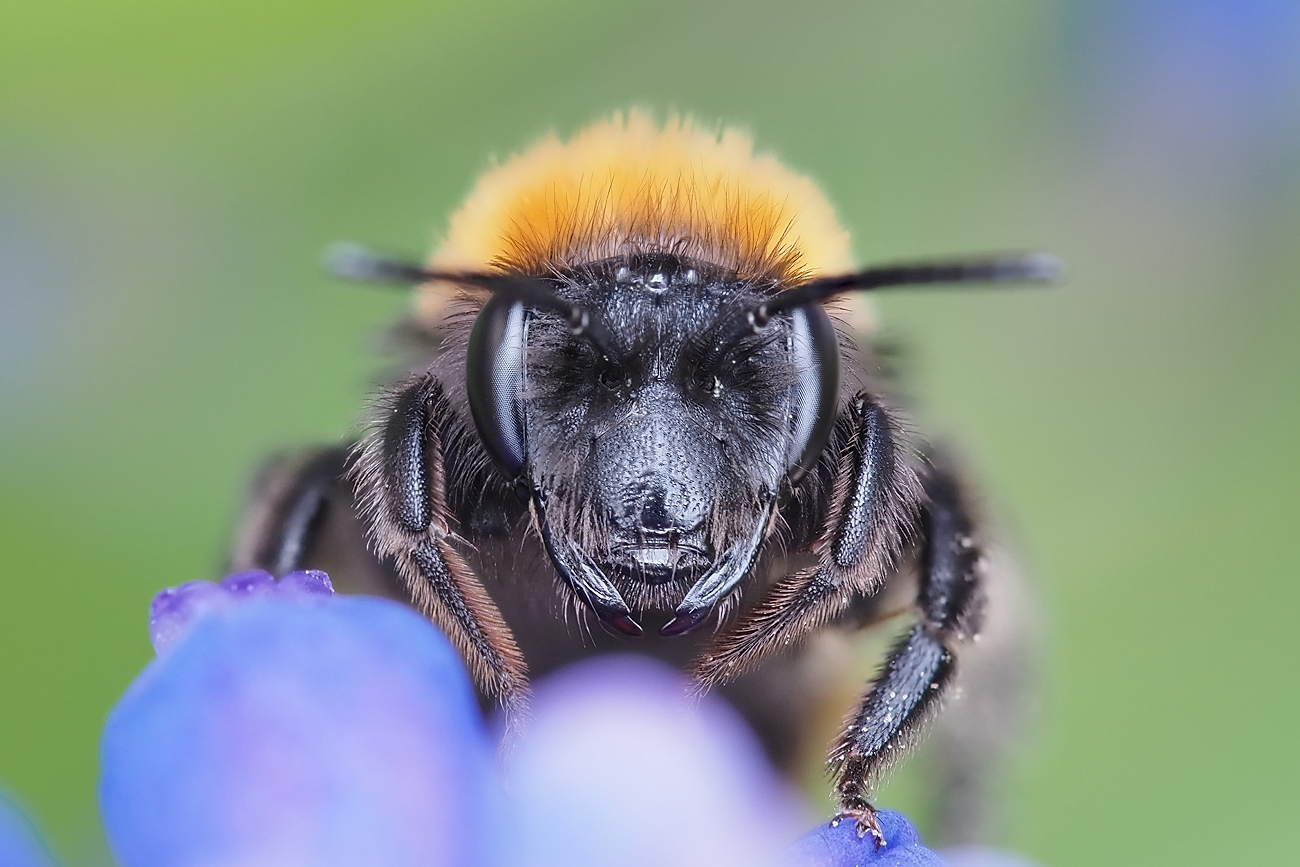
[522, 255, 794, 600]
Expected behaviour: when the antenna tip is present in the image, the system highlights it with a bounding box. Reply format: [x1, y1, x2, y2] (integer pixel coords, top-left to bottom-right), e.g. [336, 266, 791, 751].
[324, 241, 381, 281]
[324, 241, 425, 284]
[1014, 252, 1065, 283]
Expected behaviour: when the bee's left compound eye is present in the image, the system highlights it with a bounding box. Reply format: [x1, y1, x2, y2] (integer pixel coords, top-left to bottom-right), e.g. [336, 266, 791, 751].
[466, 294, 528, 476]
[784, 305, 841, 482]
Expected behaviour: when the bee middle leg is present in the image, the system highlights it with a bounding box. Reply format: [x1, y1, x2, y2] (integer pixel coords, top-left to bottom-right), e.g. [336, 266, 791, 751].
[231, 446, 352, 577]
[231, 445, 416, 601]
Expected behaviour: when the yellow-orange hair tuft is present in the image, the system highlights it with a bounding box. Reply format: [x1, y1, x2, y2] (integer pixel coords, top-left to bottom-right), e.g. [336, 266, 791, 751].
[419, 112, 853, 325]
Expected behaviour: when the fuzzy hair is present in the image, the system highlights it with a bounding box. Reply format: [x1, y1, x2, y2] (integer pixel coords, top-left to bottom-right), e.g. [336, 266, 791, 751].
[415, 111, 856, 326]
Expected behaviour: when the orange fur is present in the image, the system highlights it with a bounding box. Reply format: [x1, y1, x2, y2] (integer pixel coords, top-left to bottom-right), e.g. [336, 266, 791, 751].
[417, 111, 855, 328]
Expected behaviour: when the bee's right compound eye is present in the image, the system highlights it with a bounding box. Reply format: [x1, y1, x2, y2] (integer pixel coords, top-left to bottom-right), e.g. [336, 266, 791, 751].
[466, 294, 528, 477]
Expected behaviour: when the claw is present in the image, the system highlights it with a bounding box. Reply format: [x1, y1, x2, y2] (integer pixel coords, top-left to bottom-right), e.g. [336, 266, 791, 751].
[659, 607, 706, 637]
[855, 813, 886, 848]
[534, 493, 643, 637]
[603, 612, 644, 637]
[832, 806, 886, 849]
[663, 497, 775, 637]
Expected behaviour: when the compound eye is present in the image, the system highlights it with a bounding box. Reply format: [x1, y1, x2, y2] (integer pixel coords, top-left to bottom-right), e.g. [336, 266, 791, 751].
[785, 305, 841, 482]
[466, 294, 527, 477]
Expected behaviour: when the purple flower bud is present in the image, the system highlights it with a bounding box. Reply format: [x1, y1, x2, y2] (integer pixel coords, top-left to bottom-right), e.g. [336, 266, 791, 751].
[103, 594, 496, 867]
[501, 655, 809, 867]
[148, 569, 334, 654]
[278, 569, 335, 596]
[147, 580, 234, 654]
[218, 568, 278, 596]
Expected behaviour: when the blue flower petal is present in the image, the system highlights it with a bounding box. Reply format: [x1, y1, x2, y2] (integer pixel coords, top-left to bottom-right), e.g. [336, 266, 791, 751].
[782, 812, 945, 867]
[101, 595, 497, 867]
[501, 655, 809, 867]
[0, 792, 59, 867]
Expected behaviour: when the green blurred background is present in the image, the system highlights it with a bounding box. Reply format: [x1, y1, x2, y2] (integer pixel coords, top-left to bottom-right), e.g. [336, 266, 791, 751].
[2, 1, 1297, 864]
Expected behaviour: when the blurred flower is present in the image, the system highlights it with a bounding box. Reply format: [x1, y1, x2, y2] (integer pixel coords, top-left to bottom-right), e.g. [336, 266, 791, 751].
[103, 570, 495, 867]
[0, 791, 59, 867]
[88, 570, 974, 866]
[1069, 0, 1300, 199]
[500, 654, 807, 867]
[938, 847, 1041, 867]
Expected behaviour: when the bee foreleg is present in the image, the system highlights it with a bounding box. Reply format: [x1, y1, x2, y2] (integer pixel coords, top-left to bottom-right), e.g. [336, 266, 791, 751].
[691, 393, 923, 687]
[351, 373, 529, 720]
[829, 460, 984, 837]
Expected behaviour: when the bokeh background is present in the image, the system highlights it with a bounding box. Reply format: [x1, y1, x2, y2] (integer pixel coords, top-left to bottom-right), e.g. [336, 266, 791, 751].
[2, 1, 1297, 864]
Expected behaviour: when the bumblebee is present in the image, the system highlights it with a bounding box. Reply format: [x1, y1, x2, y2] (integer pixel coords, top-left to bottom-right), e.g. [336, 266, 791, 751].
[232, 113, 1056, 841]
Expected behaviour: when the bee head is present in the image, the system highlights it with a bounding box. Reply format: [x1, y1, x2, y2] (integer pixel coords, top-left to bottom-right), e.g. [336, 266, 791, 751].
[466, 252, 840, 613]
